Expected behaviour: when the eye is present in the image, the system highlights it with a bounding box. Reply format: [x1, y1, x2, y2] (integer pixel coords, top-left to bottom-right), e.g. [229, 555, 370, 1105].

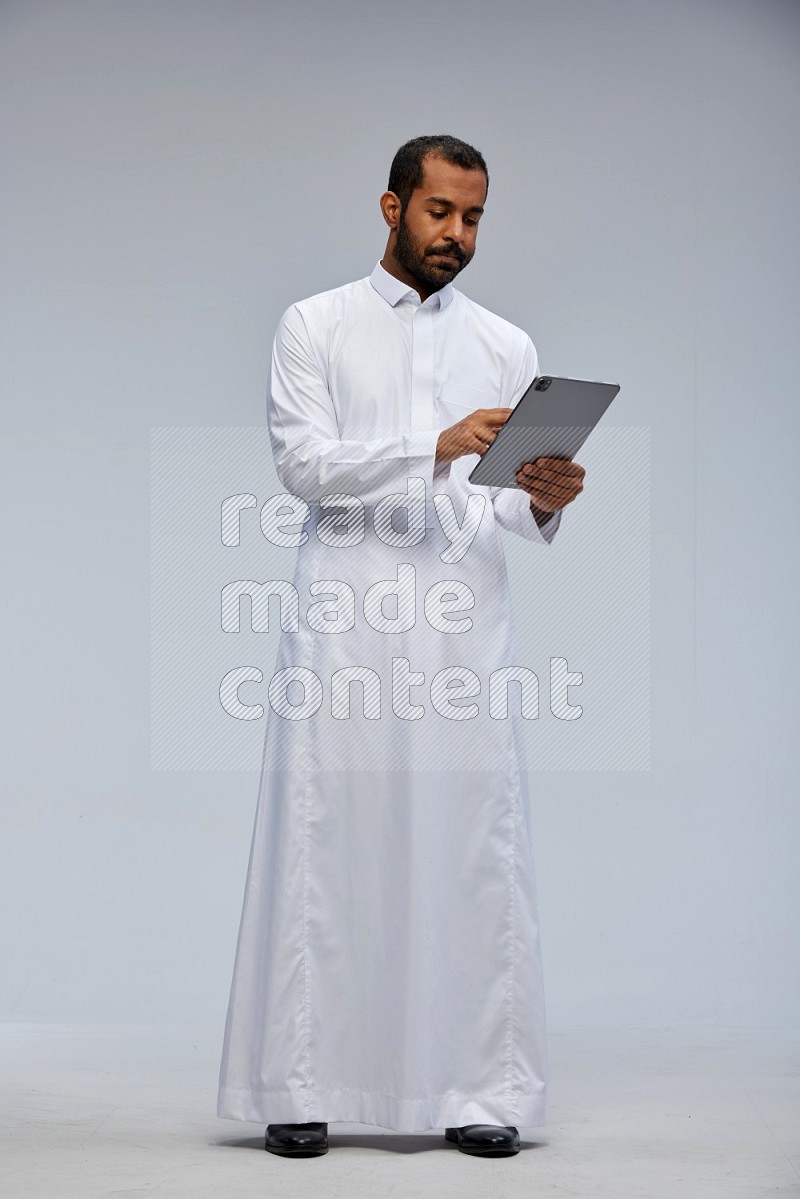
[430, 211, 446, 218]
[465, 217, 479, 227]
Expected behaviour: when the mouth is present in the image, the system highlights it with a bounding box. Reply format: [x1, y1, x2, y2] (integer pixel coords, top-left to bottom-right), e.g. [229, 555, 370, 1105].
[431, 253, 461, 266]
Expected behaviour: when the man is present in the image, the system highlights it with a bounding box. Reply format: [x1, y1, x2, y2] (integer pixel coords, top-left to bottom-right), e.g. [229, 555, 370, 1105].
[217, 134, 585, 1159]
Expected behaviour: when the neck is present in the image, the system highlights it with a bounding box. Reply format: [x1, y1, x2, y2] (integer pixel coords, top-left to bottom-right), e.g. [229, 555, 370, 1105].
[380, 250, 435, 303]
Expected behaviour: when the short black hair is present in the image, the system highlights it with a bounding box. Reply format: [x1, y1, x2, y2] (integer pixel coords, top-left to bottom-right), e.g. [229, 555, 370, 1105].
[388, 134, 489, 211]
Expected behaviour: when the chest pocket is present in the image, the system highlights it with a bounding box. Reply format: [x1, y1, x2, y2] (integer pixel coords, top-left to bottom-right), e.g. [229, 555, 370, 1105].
[437, 381, 501, 420]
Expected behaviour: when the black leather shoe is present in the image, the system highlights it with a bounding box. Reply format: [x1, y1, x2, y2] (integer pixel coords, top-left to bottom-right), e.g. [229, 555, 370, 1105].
[264, 1121, 328, 1156]
[444, 1124, 520, 1155]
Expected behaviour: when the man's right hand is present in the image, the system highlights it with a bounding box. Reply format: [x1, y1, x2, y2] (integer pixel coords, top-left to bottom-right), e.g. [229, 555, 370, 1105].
[435, 408, 513, 465]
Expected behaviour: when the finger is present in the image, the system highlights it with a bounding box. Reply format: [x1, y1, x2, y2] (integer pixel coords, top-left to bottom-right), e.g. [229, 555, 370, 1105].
[518, 481, 568, 504]
[516, 473, 578, 502]
[474, 421, 505, 447]
[482, 409, 514, 426]
[531, 457, 585, 478]
[523, 490, 557, 511]
[518, 464, 567, 485]
[523, 464, 584, 488]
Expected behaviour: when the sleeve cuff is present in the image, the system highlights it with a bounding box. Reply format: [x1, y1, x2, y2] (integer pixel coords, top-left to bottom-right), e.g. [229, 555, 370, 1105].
[492, 485, 562, 545]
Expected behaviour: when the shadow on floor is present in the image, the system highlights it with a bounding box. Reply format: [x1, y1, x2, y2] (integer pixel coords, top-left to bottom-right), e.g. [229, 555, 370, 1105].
[216, 1133, 549, 1155]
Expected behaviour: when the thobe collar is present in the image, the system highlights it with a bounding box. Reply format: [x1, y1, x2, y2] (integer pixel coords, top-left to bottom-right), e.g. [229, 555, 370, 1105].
[369, 259, 455, 311]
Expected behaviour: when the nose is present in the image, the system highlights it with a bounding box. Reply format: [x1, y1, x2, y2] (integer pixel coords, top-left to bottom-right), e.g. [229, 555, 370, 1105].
[442, 213, 465, 244]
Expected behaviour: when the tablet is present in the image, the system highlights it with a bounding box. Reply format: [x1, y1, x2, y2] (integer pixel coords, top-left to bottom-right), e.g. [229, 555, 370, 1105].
[467, 374, 620, 488]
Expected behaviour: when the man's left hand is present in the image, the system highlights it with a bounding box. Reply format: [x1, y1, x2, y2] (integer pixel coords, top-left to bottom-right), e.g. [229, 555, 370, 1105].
[516, 457, 585, 515]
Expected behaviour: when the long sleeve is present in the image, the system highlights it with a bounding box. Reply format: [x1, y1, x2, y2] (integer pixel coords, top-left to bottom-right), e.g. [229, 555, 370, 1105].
[489, 332, 562, 546]
[268, 303, 441, 505]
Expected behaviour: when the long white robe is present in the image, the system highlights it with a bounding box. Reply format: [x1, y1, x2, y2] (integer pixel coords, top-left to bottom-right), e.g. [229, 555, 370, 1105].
[217, 261, 562, 1132]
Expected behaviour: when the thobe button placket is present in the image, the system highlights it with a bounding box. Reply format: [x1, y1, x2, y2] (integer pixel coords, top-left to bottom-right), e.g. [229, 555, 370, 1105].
[410, 306, 435, 433]
[410, 302, 440, 530]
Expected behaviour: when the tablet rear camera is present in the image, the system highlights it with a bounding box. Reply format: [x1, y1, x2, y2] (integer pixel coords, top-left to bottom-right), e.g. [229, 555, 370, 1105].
[535, 377, 552, 391]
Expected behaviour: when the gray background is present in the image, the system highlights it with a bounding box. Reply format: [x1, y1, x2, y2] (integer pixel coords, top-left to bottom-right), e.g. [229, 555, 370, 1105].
[2, 0, 797, 1031]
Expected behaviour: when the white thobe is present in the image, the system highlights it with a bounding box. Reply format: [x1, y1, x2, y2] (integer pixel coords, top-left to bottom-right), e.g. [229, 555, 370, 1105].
[217, 261, 562, 1132]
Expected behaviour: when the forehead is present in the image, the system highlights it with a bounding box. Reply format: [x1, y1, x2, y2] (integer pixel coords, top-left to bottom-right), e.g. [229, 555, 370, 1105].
[415, 153, 487, 208]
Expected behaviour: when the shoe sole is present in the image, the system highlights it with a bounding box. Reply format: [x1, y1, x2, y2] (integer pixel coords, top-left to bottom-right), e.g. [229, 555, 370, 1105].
[265, 1144, 328, 1156]
[452, 1144, 519, 1156]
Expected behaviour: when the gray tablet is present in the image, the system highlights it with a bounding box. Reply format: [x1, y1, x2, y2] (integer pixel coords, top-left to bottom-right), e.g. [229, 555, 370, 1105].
[467, 374, 620, 488]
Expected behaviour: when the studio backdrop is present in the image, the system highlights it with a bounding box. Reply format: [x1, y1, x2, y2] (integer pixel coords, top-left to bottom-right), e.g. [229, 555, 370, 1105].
[1, 0, 797, 1032]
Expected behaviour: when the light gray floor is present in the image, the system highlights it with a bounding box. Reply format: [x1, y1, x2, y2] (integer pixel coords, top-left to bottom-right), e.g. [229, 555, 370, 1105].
[2, 1024, 798, 1198]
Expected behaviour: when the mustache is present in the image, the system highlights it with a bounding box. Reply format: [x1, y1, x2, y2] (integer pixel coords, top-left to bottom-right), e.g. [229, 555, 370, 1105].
[427, 247, 465, 262]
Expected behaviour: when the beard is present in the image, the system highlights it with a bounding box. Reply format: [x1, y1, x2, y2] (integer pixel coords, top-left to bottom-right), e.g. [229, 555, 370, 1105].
[394, 209, 471, 291]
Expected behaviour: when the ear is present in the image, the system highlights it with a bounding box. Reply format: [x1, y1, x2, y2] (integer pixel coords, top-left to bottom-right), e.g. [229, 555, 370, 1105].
[379, 190, 402, 230]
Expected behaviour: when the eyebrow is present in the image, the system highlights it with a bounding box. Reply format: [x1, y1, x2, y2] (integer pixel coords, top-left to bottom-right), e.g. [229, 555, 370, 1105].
[425, 195, 485, 214]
